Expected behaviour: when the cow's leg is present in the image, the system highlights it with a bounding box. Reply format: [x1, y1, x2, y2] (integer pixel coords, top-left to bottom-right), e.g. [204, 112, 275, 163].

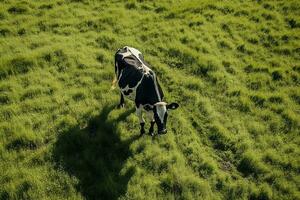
[117, 93, 125, 108]
[140, 122, 145, 136]
[146, 111, 155, 136]
[136, 105, 145, 135]
[149, 121, 155, 136]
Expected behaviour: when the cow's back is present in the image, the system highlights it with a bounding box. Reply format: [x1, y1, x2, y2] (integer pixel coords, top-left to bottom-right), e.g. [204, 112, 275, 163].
[114, 46, 164, 104]
[115, 47, 145, 89]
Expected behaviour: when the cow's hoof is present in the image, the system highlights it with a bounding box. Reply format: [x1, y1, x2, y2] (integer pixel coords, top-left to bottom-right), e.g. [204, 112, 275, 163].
[158, 129, 167, 135]
[140, 130, 145, 136]
[148, 130, 154, 136]
[117, 104, 125, 109]
[158, 132, 167, 135]
[149, 132, 154, 136]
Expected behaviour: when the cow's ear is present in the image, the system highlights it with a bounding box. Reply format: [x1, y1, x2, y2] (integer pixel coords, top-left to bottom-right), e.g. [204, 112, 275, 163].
[167, 102, 179, 110]
[143, 105, 153, 111]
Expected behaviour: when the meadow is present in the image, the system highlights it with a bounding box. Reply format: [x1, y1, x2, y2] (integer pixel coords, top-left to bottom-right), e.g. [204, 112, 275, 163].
[0, 0, 299, 199]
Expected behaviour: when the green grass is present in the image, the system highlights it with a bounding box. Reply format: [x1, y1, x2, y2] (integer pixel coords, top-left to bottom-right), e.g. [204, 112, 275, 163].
[0, 0, 299, 199]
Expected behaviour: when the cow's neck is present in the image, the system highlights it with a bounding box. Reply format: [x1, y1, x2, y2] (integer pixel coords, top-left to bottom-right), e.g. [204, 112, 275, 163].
[141, 74, 163, 104]
[151, 72, 162, 102]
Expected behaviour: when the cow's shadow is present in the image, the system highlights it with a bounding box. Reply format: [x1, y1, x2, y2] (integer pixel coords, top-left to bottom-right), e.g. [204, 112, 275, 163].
[53, 104, 138, 200]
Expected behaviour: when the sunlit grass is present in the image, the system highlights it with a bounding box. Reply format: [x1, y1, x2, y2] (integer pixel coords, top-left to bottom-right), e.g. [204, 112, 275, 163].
[0, 0, 299, 199]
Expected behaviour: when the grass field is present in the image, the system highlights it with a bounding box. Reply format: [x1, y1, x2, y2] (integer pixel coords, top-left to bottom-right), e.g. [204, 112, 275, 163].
[0, 0, 299, 199]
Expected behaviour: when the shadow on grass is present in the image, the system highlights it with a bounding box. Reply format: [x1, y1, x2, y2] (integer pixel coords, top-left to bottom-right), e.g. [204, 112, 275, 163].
[53, 105, 138, 200]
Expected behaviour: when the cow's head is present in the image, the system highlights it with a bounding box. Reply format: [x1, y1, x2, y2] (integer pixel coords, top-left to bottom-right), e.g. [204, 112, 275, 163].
[145, 102, 179, 134]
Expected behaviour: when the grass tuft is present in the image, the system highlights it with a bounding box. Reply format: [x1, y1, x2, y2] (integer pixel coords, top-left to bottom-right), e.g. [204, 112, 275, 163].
[0, 0, 299, 199]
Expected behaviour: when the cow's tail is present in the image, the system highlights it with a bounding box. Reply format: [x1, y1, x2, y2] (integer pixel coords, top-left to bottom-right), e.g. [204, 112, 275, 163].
[111, 74, 117, 90]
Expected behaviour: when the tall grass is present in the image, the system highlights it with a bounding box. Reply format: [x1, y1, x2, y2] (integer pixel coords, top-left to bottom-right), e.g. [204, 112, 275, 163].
[0, 0, 299, 199]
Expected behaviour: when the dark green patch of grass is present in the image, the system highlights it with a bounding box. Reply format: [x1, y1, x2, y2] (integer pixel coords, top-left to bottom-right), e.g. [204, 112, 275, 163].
[0, 57, 35, 79]
[0, 0, 299, 199]
[290, 94, 300, 105]
[0, 94, 11, 105]
[237, 152, 267, 177]
[208, 125, 233, 151]
[0, 28, 11, 37]
[244, 65, 269, 74]
[53, 105, 137, 199]
[11, 58, 34, 74]
[39, 4, 53, 10]
[250, 95, 266, 108]
[125, 2, 137, 10]
[7, 5, 28, 14]
[271, 70, 283, 81]
[95, 35, 117, 50]
[268, 96, 283, 104]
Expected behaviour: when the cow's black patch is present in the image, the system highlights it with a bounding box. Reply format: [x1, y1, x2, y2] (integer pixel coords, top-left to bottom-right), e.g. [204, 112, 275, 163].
[135, 74, 164, 105]
[115, 47, 164, 105]
[115, 54, 143, 89]
[114, 46, 177, 135]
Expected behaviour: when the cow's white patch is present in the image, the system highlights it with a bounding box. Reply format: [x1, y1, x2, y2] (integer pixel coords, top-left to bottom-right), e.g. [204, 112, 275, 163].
[115, 61, 119, 77]
[125, 46, 151, 74]
[145, 110, 154, 121]
[127, 46, 162, 102]
[156, 104, 167, 124]
[118, 69, 123, 82]
[136, 104, 144, 124]
[120, 51, 132, 59]
[120, 73, 145, 101]
[152, 73, 161, 101]
[154, 102, 167, 106]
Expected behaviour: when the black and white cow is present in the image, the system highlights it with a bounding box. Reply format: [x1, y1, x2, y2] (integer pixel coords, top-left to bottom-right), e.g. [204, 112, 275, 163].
[114, 46, 179, 136]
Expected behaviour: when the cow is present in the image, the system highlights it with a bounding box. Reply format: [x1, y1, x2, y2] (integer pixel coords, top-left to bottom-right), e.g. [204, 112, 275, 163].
[113, 46, 179, 136]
